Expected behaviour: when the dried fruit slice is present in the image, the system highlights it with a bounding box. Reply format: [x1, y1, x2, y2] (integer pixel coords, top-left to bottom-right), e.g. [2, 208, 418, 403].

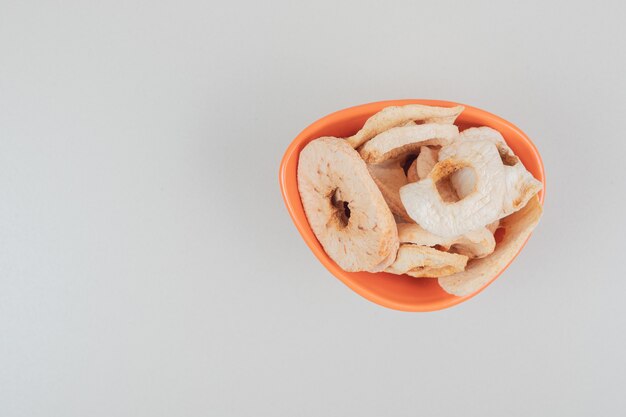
[460, 126, 517, 164]
[438, 196, 543, 296]
[400, 140, 505, 237]
[297, 137, 399, 272]
[397, 223, 495, 259]
[385, 244, 468, 277]
[501, 162, 543, 217]
[359, 124, 459, 164]
[367, 160, 412, 222]
[453, 228, 497, 259]
[397, 223, 453, 249]
[415, 146, 438, 179]
[457, 126, 542, 216]
[347, 104, 464, 148]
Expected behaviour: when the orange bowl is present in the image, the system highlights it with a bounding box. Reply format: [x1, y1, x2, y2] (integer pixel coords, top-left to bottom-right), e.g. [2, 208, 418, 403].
[279, 99, 545, 312]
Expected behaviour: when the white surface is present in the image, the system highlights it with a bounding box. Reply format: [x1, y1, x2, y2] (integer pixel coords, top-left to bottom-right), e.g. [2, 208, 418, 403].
[1, 1, 625, 416]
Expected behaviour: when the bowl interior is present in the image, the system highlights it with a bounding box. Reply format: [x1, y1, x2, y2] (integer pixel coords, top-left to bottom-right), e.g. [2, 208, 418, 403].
[279, 99, 545, 312]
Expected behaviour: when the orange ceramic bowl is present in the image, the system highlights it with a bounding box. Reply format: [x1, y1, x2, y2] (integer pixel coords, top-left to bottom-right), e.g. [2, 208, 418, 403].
[279, 99, 545, 312]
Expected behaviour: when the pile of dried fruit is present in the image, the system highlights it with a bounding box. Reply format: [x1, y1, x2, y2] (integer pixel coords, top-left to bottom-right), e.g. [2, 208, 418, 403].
[297, 104, 542, 295]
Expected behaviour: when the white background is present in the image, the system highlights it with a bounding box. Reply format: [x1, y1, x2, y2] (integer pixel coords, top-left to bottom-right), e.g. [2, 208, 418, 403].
[1, 1, 625, 416]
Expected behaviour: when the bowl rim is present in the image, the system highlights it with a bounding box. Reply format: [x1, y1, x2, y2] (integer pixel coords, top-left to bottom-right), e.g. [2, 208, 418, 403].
[279, 99, 545, 312]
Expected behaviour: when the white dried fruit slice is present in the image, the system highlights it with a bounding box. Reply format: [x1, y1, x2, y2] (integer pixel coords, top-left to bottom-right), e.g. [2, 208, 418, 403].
[385, 244, 468, 277]
[460, 126, 515, 159]
[450, 128, 509, 199]
[454, 228, 497, 259]
[397, 223, 495, 259]
[297, 137, 399, 272]
[415, 146, 438, 180]
[400, 140, 505, 237]
[438, 196, 543, 296]
[347, 104, 464, 148]
[501, 162, 543, 217]
[457, 127, 542, 216]
[367, 160, 412, 222]
[359, 124, 459, 164]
